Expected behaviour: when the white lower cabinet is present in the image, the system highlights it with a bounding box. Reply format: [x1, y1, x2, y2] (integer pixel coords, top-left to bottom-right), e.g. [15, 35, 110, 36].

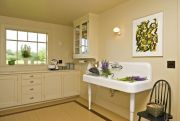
[21, 73, 42, 104]
[0, 70, 80, 109]
[43, 72, 62, 100]
[62, 71, 80, 97]
[0, 75, 18, 108]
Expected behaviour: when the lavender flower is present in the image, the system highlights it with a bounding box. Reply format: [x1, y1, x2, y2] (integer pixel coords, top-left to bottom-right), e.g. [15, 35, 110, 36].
[131, 76, 147, 81]
[118, 76, 147, 82]
[101, 60, 109, 70]
[101, 60, 112, 77]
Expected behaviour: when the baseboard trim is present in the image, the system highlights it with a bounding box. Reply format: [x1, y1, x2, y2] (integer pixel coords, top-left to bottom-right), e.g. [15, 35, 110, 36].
[0, 96, 78, 116]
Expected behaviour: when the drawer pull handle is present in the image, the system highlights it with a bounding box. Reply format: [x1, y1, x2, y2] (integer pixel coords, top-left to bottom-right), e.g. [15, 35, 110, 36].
[30, 97, 34, 99]
[30, 81, 34, 83]
[30, 88, 34, 91]
[30, 75, 34, 77]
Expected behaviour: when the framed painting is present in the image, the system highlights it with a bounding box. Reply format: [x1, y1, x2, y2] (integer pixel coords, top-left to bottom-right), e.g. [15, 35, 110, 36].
[132, 12, 163, 57]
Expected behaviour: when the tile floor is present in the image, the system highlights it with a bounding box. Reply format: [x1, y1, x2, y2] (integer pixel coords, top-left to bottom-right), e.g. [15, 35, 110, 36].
[0, 98, 128, 121]
[76, 98, 128, 121]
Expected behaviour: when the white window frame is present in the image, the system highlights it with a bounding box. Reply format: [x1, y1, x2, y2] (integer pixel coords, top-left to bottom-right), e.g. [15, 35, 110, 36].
[0, 24, 49, 65]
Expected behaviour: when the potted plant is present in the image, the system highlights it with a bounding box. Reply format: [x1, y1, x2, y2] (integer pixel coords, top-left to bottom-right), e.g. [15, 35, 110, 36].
[21, 44, 31, 64]
[8, 58, 16, 65]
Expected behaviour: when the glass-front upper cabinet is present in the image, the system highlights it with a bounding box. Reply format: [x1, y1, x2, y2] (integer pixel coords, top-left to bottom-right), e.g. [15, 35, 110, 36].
[81, 22, 88, 54]
[73, 13, 98, 59]
[74, 22, 88, 55]
[74, 25, 80, 54]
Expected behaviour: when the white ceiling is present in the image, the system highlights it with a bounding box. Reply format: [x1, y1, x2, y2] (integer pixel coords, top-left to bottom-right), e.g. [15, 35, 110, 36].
[0, 0, 126, 26]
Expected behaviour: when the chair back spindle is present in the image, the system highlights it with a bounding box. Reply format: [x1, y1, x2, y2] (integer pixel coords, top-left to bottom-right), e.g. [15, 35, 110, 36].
[137, 80, 172, 121]
[149, 80, 171, 114]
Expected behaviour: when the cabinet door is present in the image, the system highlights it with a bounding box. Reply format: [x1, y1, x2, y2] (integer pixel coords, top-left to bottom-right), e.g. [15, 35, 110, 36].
[43, 73, 61, 100]
[62, 71, 80, 97]
[74, 21, 89, 55]
[81, 21, 88, 54]
[0, 75, 18, 108]
[74, 25, 80, 54]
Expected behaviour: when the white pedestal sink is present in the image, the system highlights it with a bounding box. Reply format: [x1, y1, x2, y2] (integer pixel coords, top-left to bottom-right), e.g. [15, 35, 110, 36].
[83, 62, 152, 121]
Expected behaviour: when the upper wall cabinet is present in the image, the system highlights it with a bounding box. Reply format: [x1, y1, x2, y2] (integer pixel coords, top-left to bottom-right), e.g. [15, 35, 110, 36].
[73, 13, 99, 60]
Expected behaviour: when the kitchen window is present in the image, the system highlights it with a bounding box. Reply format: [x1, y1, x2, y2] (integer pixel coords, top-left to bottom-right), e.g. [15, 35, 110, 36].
[6, 29, 48, 64]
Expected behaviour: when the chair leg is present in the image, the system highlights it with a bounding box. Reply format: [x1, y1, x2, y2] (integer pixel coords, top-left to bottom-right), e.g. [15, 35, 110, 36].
[138, 116, 141, 121]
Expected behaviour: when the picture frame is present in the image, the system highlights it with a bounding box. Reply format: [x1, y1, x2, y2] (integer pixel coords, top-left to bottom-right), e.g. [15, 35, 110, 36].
[132, 12, 163, 57]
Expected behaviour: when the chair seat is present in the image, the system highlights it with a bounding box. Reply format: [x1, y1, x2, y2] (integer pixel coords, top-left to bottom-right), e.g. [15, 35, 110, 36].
[137, 111, 173, 121]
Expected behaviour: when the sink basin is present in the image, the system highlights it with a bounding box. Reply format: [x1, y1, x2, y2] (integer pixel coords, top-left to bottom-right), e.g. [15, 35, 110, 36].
[83, 62, 153, 93]
[83, 74, 152, 93]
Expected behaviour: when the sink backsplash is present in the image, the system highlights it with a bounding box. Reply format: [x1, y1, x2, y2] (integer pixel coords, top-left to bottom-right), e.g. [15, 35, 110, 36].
[109, 62, 152, 80]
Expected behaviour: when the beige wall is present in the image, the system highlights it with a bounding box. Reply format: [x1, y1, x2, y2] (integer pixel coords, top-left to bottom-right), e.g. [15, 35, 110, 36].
[0, 16, 73, 71]
[80, 0, 178, 121]
[178, 0, 180, 120]
[0, 1, 179, 121]
[98, 0, 178, 120]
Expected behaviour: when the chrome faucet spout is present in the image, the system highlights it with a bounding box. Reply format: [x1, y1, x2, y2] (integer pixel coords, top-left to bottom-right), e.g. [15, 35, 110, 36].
[111, 62, 123, 70]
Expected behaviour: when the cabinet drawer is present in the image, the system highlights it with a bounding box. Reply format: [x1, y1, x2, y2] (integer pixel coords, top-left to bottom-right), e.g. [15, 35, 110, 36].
[22, 85, 41, 94]
[22, 93, 41, 104]
[22, 78, 41, 86]
[22, 73, 41, 80]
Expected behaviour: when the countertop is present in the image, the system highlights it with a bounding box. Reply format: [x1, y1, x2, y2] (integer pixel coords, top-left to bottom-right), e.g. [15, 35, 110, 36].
[0, 69, 78, 75]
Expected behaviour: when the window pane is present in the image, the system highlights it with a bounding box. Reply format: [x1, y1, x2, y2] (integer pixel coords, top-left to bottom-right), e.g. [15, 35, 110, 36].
[38, 43, 46, 64]
[29, 42, 38, 64]
[81, 39, 87, 46]
[6, 30, 17, 40]
[18, 31, 27, 41]
[81, 46, 88, 54]
[6, 41, 17, 64]
[38, 33, 47, 42]
[28, 32, 37, 41]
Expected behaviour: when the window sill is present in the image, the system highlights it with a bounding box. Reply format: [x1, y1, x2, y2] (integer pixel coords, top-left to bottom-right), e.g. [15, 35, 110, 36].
[1, 64, 48, 67]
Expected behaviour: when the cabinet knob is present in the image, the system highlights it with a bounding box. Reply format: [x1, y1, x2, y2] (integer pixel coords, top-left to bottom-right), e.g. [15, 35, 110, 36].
[30, 75, 34, 77]
[30, 88, 34, 91]
[30, 81, 34, 83]
[30, 97, 34, 99]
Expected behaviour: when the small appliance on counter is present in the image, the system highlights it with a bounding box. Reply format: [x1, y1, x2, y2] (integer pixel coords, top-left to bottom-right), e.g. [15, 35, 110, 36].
[48, 59, 59, 70]
[58, 63, 67, 70]
[66, 62, 75, 70]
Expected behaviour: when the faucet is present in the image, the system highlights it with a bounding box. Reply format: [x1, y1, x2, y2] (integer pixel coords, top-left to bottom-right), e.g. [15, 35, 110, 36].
[111, 62, 123, 70]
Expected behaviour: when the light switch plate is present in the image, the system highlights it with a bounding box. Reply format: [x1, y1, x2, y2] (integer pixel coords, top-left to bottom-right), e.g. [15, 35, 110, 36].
[167, 61, 175, 68]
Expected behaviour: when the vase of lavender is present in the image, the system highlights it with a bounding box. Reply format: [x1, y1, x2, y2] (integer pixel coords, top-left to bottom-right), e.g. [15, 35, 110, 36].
[101, 60, 112, 77]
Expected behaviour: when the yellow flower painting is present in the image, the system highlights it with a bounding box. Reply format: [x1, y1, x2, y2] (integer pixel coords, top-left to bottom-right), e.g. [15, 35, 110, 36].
[133, 12, 163, 57]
